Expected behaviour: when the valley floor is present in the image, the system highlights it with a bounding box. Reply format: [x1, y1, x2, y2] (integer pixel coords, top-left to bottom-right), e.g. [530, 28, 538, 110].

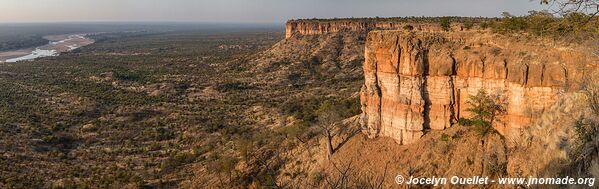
[0, 30, 291, 188]
[0, 28, 365, 188]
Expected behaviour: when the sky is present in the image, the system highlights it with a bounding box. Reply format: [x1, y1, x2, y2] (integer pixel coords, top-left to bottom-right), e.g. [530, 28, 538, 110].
[0, 0, 548, 24]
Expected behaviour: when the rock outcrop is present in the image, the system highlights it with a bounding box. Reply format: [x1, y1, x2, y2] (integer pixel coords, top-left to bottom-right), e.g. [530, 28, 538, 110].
[286, 20, 469, 39]
[360, 30, 589, 144]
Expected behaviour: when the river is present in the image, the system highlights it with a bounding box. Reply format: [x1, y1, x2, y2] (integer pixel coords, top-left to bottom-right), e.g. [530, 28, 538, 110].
[0, 34, 94, 63]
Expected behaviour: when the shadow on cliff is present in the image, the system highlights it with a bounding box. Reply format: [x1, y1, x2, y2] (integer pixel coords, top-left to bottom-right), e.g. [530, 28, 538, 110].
[421, 49, 432, 130]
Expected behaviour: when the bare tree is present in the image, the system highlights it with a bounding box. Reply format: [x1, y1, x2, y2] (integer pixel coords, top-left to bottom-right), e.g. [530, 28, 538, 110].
[404, 163, 420, 189]
[540, 0, 599, 18]
[320, 160, 389, 189]
[317, 102, 341, 161]
[355, 162, 388, 189]
[322, 160, 354, 188]
[593, 40, 599, 59]
[581, 76, 599, 115]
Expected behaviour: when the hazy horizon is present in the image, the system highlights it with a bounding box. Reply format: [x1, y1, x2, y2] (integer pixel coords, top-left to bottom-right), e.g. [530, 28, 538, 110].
[2, 0, 547, 24]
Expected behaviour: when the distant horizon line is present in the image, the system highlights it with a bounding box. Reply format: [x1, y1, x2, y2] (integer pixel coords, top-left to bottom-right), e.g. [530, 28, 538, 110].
[0, 21, 285, 25]
[0, 15, 510, 25]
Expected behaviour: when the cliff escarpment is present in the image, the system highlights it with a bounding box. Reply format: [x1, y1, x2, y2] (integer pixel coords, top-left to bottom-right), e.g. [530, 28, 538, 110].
[359, 30, 590, 144]
[286, 19, 473, 39]
[261, 19, 597, 187]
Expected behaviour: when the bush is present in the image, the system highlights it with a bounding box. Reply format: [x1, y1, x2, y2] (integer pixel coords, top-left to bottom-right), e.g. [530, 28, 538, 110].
[574, 117, 597, 143]
[161, 152, 197, 172]
[216, 81, 254, 92]
[283, 122, 309, 141]
[114, 70, 151, 82]
[403, 24, 414, 31]
[457, 118, 473, 126]
[440, 133, 450, 141]
[440, 17, 451, 31]
[463, 21, 474, 30]
[487, 154, 507, 177]
[208, 155, 239, 182]
[479, 22, 490, 29]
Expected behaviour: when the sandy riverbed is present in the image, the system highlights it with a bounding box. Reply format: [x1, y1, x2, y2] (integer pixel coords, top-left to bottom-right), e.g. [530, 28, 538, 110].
[0, 34, 94, 63]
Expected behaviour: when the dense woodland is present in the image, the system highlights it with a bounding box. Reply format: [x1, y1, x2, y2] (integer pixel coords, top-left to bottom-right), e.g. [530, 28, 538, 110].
[0, 31, 284, 187]
[0, 27, 367, 187]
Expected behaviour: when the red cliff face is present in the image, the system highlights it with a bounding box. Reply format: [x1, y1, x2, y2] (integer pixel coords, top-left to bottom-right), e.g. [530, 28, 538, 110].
[360, 30, 588, 144]
[285, 20, 467, 38]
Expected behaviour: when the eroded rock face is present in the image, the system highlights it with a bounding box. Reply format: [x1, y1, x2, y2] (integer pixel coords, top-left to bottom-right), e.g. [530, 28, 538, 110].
[286, 20, 467, 39]
[360, 30, 588, 144]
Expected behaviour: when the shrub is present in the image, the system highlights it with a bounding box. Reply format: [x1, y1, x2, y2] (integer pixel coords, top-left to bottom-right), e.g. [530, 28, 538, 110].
[208, 155, 239, 182]
[283, 122, 309, 142]
[150, 126, 175, 141]
[216, 81, 254, 92]
[114, 70, 151, 82]
[466, 158, 474, 165]
[479, 22, 490, 29]
[463, 21, 474, 30]
[457, 118, 473, 126]
[440, 17, 451, 31]
[403, 24, 414, 31]
[161, 151, 197, 172]
[574, 117, 596, 143]
[440, 133, 450, 141]
[487, 154, 507, 177]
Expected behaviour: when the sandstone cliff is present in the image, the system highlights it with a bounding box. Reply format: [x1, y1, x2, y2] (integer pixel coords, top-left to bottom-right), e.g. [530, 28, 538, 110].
[286, 20, 470, 39]
[359, 30, 590, 144]
[268, 19, 597, 187]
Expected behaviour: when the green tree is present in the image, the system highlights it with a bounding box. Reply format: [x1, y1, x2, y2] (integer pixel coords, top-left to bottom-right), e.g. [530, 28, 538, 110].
[440, 17, 451, 31]
[526, 10, 555, 35]
[459, 89, 505, 136]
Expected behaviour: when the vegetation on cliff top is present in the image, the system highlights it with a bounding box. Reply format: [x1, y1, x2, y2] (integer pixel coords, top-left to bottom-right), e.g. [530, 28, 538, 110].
[289, 16, 495, 24]
[290, 3, 598, 41]
[490, 11, 598, 40]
